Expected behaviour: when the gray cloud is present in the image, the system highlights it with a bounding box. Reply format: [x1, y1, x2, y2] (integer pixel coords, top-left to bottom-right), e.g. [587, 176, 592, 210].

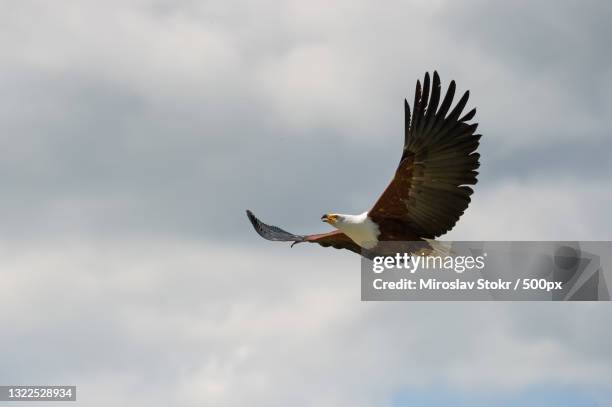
[1, 0, 611, 240]
[0, 1, 611, 405]
[1, 240, 611, 407]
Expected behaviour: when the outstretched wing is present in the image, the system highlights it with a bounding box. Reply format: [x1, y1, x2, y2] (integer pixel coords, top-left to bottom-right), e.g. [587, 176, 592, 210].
[246, 210, 362, 255]
[369, 71, 481, 238]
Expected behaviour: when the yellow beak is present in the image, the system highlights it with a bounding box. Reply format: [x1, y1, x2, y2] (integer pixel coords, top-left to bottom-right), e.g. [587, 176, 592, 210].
[321, 214, 337, 224]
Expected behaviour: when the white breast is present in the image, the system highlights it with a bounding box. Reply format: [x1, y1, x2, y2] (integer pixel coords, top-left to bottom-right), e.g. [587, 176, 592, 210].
[335, 212, 380, 249]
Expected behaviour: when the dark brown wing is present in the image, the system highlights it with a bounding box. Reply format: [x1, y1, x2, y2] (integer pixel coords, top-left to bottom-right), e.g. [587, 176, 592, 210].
[302, 230, 362, 254]
[369, 71, 481, 238]
[246, 210, 362, 255]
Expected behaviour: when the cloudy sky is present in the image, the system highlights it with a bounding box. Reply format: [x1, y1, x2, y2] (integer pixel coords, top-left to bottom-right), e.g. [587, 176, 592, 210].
[1, 0, 611, 405]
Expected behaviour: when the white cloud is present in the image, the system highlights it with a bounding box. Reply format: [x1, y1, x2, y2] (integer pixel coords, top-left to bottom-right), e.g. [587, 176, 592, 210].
[0, 1, 611, 404]
[449, 177, 612, 240]
[1, 239, 611, 406]
[2, 0, 610, 148]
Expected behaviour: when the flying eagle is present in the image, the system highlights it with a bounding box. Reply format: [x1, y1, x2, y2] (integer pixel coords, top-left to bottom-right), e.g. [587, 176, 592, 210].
[247, 71, 480, 256]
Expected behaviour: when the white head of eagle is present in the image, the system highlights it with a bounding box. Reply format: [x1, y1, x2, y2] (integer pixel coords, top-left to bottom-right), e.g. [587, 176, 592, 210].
[321, 213, 380, 250]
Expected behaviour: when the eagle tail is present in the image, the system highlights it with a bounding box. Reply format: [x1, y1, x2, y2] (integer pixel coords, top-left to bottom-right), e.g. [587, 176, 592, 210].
[422, 238, 454, 257]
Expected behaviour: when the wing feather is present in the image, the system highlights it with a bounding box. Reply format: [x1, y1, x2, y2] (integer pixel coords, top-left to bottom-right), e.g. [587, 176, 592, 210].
[369, 71, 481, 238]
[246, 210, 362, 255]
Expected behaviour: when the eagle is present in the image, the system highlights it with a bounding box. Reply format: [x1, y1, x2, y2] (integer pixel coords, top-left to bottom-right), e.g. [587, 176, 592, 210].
[246, 71, 481, 257]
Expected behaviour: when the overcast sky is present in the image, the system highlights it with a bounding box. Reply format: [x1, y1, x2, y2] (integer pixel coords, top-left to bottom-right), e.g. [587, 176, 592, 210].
[1, 0, 611, 406]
